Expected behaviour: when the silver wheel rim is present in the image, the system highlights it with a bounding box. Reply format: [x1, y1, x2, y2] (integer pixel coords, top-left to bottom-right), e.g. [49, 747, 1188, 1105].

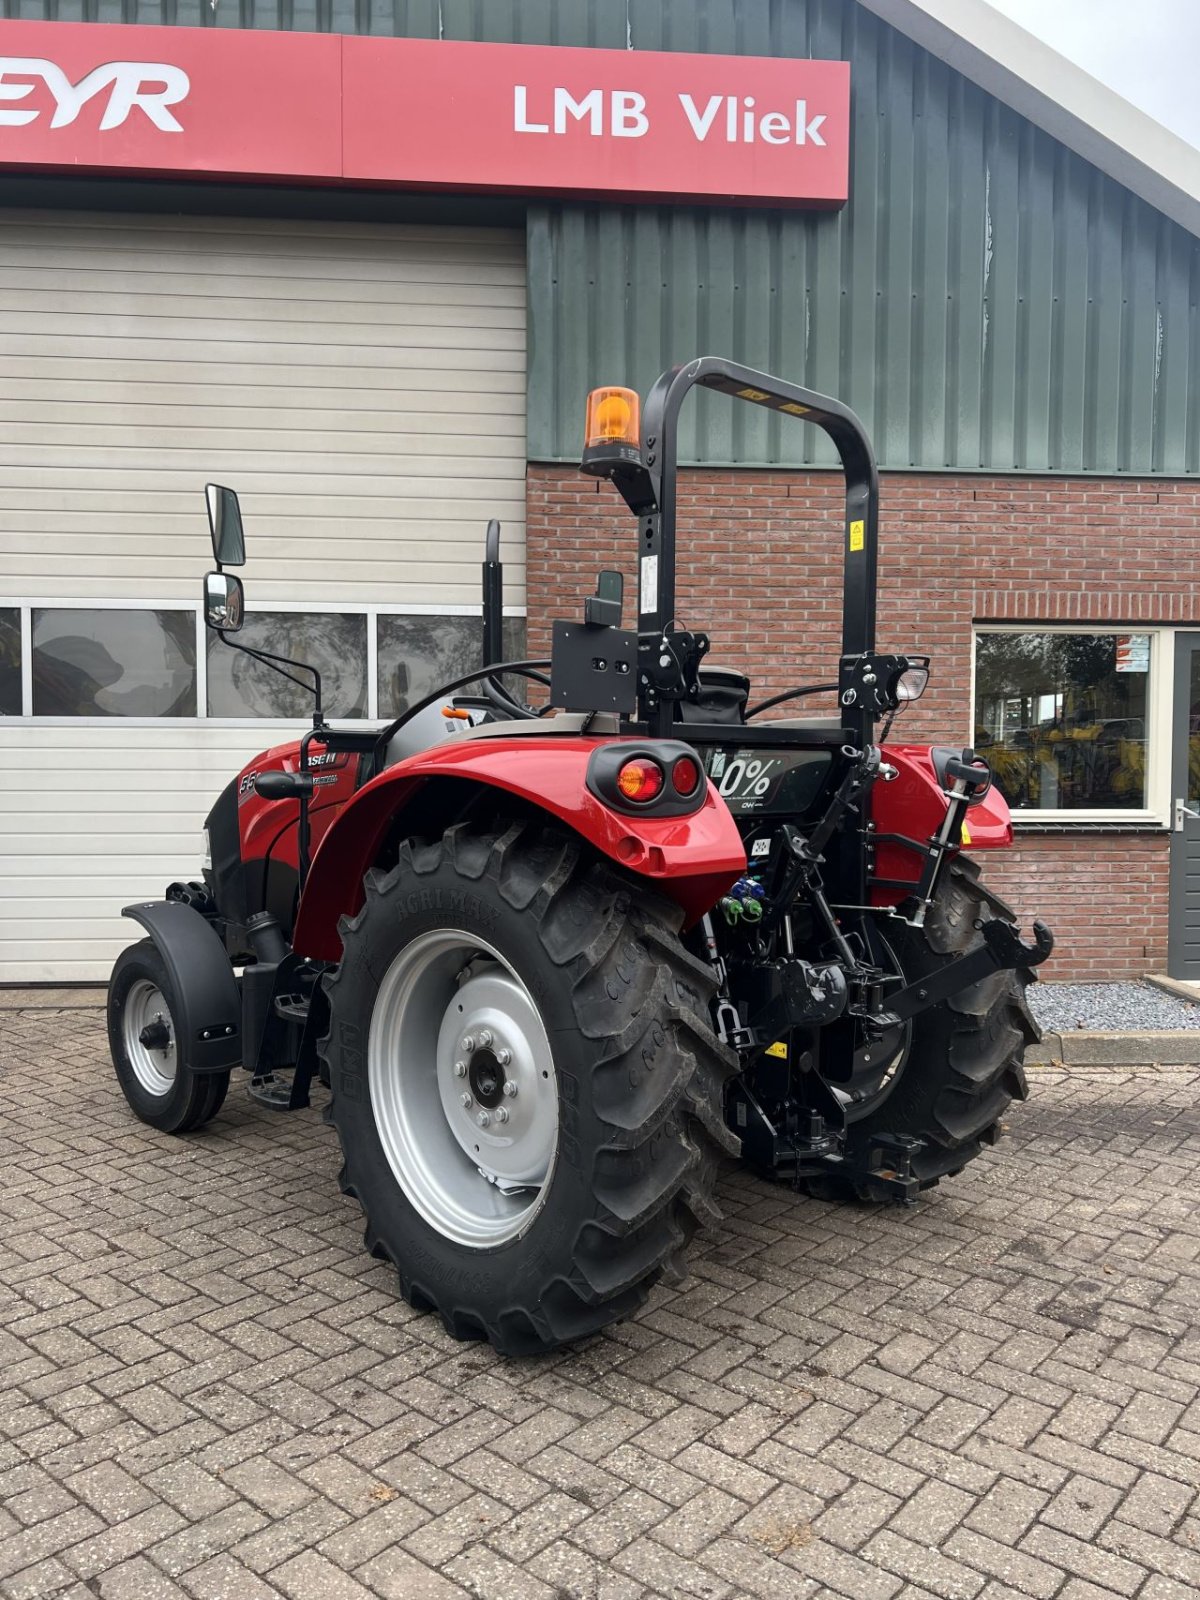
[368, 929, 559, 1249]
[124, 978, 177, 1097]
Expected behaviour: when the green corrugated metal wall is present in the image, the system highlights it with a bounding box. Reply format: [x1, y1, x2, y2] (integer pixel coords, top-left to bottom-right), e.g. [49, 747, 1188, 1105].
[9, 0, 1200, 473]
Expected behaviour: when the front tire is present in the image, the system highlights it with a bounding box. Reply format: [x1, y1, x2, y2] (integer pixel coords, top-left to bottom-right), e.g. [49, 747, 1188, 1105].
[107, 940, 229, 1134]
[321, 820, 739, 1355]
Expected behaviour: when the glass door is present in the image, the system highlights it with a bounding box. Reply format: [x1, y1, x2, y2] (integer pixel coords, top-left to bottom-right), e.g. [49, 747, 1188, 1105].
[1168, 633, 1200, 979]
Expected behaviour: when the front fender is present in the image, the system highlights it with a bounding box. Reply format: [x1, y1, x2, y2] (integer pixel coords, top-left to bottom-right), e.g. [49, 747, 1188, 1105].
[291, 736, 746, 961]
[122, 900, 241, 1073]
[869, 743, 1014, 907]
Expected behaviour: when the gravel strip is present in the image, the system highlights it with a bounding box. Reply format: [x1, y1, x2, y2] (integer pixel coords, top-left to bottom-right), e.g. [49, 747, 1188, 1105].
[1028, 978, 1200, 1032]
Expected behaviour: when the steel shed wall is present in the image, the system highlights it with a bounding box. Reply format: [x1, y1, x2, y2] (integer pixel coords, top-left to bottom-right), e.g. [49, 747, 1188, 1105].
[524, 2, 1200, 473]
[7, 0, 1200, 473]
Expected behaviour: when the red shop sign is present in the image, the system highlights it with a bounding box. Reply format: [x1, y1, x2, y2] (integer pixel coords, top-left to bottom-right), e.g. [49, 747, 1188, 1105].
[0, 21, 850, 206]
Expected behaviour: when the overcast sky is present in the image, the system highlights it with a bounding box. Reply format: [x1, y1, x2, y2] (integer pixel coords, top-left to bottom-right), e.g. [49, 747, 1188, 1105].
[984, 0, 1200, 149]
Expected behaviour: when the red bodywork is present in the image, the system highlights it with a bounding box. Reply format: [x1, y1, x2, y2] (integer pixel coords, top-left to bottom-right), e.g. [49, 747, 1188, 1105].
[282, 737, 748, 961]
[870, 744, 1014, 907]
[232, 734, 1015, 962]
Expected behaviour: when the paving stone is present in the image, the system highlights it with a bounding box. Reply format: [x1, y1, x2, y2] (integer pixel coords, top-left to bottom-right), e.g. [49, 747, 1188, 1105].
[5, 1011, 1200, 1600]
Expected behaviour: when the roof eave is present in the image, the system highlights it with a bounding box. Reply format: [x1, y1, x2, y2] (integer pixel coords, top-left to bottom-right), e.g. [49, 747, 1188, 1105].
[856, 0, 1200, 238]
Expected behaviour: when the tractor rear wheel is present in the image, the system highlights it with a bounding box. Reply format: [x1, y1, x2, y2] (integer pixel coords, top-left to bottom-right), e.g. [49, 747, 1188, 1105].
[321, 819, 739, 1355]
[809, 857, 1040, 1201]
[107, 939, 230, 1134]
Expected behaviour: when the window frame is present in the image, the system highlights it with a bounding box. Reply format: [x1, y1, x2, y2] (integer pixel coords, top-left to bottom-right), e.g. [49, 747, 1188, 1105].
[971, 623, 1171, 826]
[1, 598, 528, 727]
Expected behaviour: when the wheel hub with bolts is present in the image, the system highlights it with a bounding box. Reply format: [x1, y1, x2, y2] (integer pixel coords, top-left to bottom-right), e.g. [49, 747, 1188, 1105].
[122, 978, 177, 1097]
[436, 967, 554, 1189]
[368, 929, 559, 1248]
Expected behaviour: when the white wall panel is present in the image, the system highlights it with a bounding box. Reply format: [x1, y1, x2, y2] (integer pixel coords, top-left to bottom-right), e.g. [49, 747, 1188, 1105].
[0, 210, 527, 983]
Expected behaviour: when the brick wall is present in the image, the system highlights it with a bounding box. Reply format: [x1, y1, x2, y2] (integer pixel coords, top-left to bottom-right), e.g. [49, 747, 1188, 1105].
[526, 465, 1200, 981]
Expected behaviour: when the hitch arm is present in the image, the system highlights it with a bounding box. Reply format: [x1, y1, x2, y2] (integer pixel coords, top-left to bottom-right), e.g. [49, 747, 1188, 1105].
[848, 918, 1052, 1079]
[885, 918, 1054, 1027]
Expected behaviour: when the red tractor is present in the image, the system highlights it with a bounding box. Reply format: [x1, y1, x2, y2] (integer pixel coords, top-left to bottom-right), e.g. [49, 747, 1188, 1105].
[108, 359, 1052, 1354]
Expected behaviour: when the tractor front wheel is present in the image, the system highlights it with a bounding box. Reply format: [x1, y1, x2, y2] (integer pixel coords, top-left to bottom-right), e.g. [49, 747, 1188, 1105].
[321, 820, 738, 1355]
[107, 939, 229, 1134]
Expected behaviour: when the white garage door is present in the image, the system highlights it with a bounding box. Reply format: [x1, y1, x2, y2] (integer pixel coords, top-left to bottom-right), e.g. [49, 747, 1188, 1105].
[0, 210, 526, 983]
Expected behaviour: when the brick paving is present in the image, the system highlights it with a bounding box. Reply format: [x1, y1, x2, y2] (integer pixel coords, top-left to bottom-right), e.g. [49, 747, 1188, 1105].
[3, 1001, 1200, 1600]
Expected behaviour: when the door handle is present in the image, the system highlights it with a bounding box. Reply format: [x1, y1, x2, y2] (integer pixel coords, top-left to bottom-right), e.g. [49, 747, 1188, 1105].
[1175, 798, 1200, 830]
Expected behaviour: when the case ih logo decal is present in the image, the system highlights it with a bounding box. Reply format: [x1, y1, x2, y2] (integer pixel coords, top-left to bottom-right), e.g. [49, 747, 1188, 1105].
[0, 22, 849, 207]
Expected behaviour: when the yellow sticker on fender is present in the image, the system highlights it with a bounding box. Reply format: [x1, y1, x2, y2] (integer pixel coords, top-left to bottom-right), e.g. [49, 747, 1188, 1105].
[849, 520, 865, 551]
[961, 822, 972, 844]
[765, 1040, 788, 1059]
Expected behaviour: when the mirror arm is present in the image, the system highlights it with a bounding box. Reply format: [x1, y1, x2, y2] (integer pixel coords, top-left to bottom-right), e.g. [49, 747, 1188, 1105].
[218, 635, 325, 722]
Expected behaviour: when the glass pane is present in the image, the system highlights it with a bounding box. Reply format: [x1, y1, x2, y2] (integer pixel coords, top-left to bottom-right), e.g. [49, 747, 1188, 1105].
[207, 612, 367, 719]
[378, 615, 527, 718]
[32, 609, 196, 717]
[974, 632, 1149, 811]
[0, 608, 19, 716]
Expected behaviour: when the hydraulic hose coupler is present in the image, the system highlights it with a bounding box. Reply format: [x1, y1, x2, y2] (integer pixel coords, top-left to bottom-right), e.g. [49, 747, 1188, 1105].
[246, 911, 289, 965]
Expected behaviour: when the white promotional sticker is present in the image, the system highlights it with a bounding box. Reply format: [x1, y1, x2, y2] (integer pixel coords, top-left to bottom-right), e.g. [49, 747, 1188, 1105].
[1115, 634, 1150, 673]
[640, 553, 659, 614]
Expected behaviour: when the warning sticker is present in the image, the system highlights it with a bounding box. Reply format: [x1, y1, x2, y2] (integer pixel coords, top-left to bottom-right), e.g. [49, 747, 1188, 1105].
[849, 519, 865, 552]
[961, 821, 972, 845]
[640, 553, 659, 614]
[780, 402, 810, 416]
[737, 387, 771, 402]
[765, 1041, 788, 1060]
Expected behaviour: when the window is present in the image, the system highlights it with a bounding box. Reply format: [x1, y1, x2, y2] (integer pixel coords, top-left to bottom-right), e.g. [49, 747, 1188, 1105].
[378, 614, 527, 717]
[31, 608, 196, 718]
[207, 611, 368, 719]
[2, 603, 527, 721]
[0, 608, 19, 716]
[974, 630, 1152, 814]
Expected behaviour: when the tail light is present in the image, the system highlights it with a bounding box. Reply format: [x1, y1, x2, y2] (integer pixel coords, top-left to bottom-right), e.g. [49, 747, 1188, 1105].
[671, 756, 701, 797]
[617, 758, 664, 802]
[587, 741, 708, 818]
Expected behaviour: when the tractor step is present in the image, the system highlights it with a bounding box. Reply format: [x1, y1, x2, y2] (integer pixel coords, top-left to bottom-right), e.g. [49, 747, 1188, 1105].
[274, 993, 310, 1023]
[248, 1070, 300, 1111]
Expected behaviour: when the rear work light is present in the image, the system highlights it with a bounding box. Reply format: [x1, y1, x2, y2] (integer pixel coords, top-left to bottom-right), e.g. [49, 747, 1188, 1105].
[617, 758, 664, 802]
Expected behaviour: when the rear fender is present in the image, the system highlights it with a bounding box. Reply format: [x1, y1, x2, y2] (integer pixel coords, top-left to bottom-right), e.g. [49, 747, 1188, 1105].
[122, 900, 241, 1073]
[291, 736, 746, 962]
[869, 743, 1013, 908]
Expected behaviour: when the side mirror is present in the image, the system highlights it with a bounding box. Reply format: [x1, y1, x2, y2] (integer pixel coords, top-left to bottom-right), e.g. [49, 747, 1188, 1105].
[205, 483, 246, 568]
[204, 571, 244, 633]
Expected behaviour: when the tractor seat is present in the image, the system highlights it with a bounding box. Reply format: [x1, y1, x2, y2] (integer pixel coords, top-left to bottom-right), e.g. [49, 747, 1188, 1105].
[677, 665, 750, 726]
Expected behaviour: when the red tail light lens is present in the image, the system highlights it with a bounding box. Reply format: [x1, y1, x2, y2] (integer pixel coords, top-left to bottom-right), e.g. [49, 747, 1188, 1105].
[671, 756, 701, 796]
[617, 758, 664, 802]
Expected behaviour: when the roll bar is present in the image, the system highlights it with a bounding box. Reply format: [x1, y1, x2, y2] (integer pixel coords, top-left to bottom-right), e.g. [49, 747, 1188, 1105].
[636, 358, 879, 660]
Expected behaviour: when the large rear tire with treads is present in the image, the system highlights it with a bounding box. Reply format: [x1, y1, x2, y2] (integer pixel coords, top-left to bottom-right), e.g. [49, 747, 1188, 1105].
[807, 857, 1041, 1201]
[321, 819, 739, 1355]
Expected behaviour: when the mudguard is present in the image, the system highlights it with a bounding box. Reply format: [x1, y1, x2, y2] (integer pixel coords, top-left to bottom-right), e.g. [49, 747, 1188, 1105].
[291, 735, 747, 962]
[122, 900, 241, 1074]
[869, 743, 1014, 907]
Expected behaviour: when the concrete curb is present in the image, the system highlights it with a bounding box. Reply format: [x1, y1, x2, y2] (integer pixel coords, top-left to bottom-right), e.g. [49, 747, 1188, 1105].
[1144, 973, 1200, 1006]
[1026, 1030, 1200, 1066]
[0, 987, 105, 1010]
